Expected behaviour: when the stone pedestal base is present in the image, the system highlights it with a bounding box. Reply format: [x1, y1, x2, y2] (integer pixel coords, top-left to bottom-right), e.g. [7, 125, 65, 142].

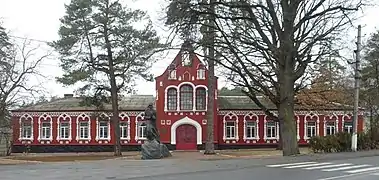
[141, 139, 172, 160]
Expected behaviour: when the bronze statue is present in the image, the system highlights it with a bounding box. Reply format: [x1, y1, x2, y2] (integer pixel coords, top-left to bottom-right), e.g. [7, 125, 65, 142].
[144, 103, 160, 142]
[141, 103, 171, 159]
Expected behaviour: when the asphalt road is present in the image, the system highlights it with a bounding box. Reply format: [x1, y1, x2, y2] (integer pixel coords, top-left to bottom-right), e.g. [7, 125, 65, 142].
[1, 153, 379, 180]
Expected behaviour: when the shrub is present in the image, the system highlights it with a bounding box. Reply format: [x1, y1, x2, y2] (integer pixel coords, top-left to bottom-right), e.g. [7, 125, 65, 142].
[309, 131, 379, 153]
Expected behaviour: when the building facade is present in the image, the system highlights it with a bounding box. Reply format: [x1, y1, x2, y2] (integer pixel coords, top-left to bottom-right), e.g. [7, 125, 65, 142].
[10, 44, 364, 153]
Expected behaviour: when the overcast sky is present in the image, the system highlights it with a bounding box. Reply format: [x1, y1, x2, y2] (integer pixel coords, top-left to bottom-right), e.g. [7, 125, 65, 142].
[0, 0, 378, 98]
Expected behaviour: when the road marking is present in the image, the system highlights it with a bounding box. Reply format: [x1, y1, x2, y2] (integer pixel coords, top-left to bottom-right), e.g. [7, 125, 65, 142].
[321, 164, 371, 172]
[266, 161, 317, 167]
[283, 162, 332, 169]
[317, 170, 379, 180]
[304, 163, 352, 170]
[346, 167, 379, 173]
[371, 172, 379, 175]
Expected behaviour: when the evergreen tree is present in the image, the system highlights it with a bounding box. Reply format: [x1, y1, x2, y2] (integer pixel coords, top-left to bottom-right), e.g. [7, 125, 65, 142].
[51, 0, 166, 156]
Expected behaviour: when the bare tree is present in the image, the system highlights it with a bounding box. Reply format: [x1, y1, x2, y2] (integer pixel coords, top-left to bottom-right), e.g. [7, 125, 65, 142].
[165, 0, 364, 156]
[0, 34, 49, 128]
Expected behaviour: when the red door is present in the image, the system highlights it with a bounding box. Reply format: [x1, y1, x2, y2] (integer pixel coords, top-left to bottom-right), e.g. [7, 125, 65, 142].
[176, 124, 197, 150]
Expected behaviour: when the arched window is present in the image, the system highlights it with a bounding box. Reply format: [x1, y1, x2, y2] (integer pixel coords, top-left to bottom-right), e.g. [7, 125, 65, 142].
[180, 85, 193, 110]
[196, 87, 206, 110]
[167, 88, 177, 110]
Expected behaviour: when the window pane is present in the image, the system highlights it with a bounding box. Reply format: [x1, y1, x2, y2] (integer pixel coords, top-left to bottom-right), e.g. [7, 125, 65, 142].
[180, 85, 193, 110]
[196, 88, 206, 110]
[167, 88, 177, 110]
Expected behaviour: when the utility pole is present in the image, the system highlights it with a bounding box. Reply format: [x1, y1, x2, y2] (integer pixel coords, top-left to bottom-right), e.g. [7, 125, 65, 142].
[351, 25, 362, 152]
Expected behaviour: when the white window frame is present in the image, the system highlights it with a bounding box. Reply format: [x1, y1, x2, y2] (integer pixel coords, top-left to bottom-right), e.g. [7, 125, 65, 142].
[222, 112, 239, 141]
[38, 114, 53, 141]
[119, 113, 130, 140]
[76, 113, 91, 141]
[138, 121, 147, 139]
[20, 120, 33, 140]
[266, 122, 277, 139]
[57, 114, 72, 141]
[135, 112, 147, 141]
[225, 121, 236, 139]
[168, 69, 177, 80]
[304, 114, 320, 140]
[41, 122, 51, 139]
[344, 121, 353, 133]
[98, 121, 109, 140]
[245, 121, 257, 139]
[243, 112, 259, 141]
[120, 122, 129, 139]
[95, 113, 111, 141]
[197, 68, 205, 80]
[79, 121, 90, 140]
[59, 122, 70, 139]
[342, 114, 353, 134]
[306, 121, 317, 138]
[325, 121, 336, 135]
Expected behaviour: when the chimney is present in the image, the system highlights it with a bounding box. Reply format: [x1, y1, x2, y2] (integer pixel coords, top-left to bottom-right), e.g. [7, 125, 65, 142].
[63, 94, 74, 98]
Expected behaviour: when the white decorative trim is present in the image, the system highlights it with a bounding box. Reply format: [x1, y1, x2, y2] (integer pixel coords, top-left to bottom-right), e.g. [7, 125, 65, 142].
[38, 113, 53, 142]
[168, 69, 177, 80]
[324, 114, 339, 135]
[119, 113, 131, 140]
[243, 112, 259, 141]
[135, 112, 146, 141]
[296, 116, 300, 140]
[57, 113, 72, 141]
[163, 82, 208, 112]
[19, 114, 33, 141]
[195, 85, 208, 111]
[164, 85, 178, 111]
[96, 113, 111, 141]
[223, 112, 239, 141]
[76, 113, 91, 141]
[342, 114, 353, 130]
[11, 111, 143, 117]
[197, 68, 206, 80]
[217, 110, 361, 116]
[170, 116, 202, 145]
[304, 113, 320, 140]
[263, 115, 279, 140]
[179, 82, 196, 110]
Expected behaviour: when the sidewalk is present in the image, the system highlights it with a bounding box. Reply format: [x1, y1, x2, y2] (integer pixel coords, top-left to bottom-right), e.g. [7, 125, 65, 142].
[1, 148, 286, 163]
[3, 148, 379, 165]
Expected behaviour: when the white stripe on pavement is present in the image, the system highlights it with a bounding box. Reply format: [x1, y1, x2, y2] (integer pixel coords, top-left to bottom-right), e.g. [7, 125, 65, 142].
[371, 173, 379, 176]
[304, 163, 352, 170]
[321, 164, 371, 172]
[283, 162, 332, 169]
[266, 161, 317, 167]
[346, 167, 379, 173]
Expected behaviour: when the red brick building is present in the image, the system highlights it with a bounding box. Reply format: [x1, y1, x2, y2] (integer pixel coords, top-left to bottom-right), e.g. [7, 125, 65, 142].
[10, 44, 365, 153]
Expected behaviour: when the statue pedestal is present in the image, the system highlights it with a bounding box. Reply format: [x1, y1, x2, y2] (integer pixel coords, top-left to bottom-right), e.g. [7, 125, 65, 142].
[141, 139, 172, 160]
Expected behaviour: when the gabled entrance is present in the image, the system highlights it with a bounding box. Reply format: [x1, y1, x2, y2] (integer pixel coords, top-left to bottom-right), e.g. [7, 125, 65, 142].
[176, 124, 197, 150]
[171, 116, 202, 150]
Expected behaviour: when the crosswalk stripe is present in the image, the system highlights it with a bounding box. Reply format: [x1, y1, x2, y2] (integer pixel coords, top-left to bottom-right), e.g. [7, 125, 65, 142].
[266, 161, 317, 168]
[345, 167, 379, 173]
[304, 163, 352, 170]
[283, 162, 332, 169]
[321, 164, 371, 172]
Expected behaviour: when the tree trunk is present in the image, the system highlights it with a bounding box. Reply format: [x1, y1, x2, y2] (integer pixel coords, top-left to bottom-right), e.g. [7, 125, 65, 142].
[278, 74, 300, 156]
[104, 1, 121, 156]
[204, 0, 216, 155]
[276, 123, 283, 150]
